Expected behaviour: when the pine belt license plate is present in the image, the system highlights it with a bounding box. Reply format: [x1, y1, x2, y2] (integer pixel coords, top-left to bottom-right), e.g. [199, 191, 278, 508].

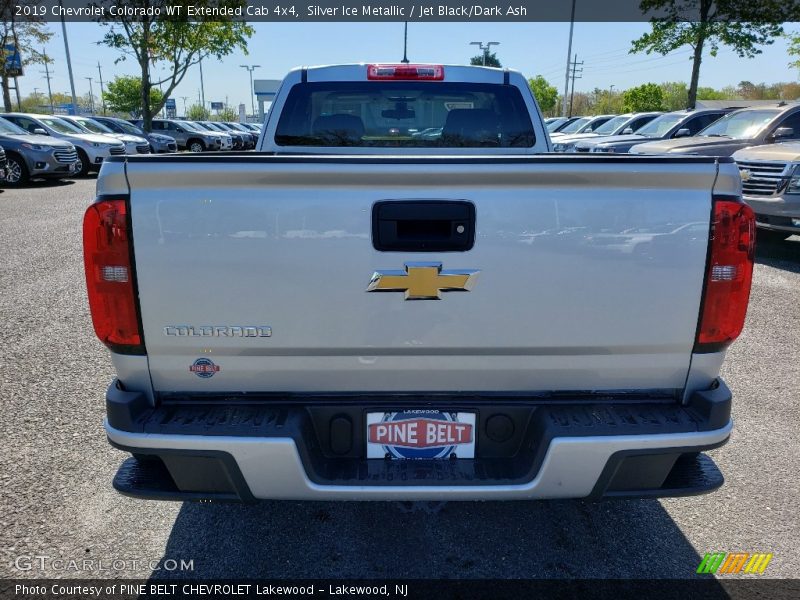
[366, 411, 476, 459]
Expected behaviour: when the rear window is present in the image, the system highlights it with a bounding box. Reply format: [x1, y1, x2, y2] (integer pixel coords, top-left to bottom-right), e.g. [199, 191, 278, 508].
[274, 81, 535, 148]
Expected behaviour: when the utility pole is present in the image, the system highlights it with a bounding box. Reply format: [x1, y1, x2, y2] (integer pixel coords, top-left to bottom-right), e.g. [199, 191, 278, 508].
[562, 0, 576, 117]
[568, 54, 583, 118]
[97, 62, 106, 115]
[40, 48, 54, 113]
[199, 57, 206, 109]
[59, 0, 78, 115]
[239, 64, 261, 118]
[180, 96, 189, 116]
[469, 41, 500, 66]
[85, 77, 95, 114]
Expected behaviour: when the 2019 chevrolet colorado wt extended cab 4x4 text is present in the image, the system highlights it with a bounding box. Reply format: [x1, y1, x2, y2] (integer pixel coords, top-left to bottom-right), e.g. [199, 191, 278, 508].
[85, 64, 754, 502]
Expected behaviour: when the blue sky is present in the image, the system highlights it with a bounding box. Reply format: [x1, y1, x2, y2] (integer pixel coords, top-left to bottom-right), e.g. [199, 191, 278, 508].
[29, 21, 799, 112]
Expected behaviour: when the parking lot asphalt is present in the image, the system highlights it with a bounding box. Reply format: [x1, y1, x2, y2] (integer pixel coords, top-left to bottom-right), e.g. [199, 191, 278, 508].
[0, 177, 798, 580]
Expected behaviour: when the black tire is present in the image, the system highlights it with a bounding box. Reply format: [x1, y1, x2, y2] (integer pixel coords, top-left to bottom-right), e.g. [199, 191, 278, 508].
[188, 138, 205, 153]
[75, 148, 91, 177]
[757, 229, 789, 245]
[3, 153, 30, 186]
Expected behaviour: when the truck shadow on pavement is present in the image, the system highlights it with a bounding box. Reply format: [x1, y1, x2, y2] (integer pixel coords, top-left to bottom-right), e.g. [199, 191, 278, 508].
[150, 498, 721, 579]
[755, 236, 800, 273]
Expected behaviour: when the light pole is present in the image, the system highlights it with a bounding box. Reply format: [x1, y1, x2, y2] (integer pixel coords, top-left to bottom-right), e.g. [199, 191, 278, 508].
[59, 0, 78, 115]
[469, 41, 500, 66]
[240, 64, 261, 118]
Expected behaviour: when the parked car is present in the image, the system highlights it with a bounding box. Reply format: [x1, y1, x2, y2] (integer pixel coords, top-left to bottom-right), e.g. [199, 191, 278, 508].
[1, 113, 124, 176]
[135, 118, 226, 152]
[0, 116, 79, 186]
[576, 108, 733, 154]
[59, 115, 150, 155]
[0, 144, 6, 182]
[630, 102, 800, 157]
[195, 121, 242, 149]
[91, 63, 749, 503]
[547, 116, 582, 133]
[551, 112, 662, 152]
[549, 114, 615, 139]
[733, 142, 800, 241]
[223, 122, 258, 148]
[92, 116, 177, 153]
[241, 122, 262, 133]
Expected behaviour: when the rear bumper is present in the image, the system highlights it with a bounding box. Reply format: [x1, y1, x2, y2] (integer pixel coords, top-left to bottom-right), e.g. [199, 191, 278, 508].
[105, 381, 733, 502]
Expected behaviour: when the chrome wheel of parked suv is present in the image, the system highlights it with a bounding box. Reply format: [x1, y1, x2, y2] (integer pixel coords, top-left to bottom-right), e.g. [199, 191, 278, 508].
[188, 140, 205, 153]
[4, 154, 29, 186]
[74, 150, 90, 177]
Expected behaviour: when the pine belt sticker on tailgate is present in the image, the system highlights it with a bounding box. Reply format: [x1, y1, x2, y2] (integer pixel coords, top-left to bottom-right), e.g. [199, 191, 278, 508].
[366, 410, 476, 459]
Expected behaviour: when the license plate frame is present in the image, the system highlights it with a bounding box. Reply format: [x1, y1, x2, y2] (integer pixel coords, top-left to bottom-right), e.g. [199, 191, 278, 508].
[366, 410, 476, 459]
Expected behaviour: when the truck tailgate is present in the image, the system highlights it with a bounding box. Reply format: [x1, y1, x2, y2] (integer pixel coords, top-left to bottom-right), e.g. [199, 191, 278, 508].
[123, 156, 717, 394]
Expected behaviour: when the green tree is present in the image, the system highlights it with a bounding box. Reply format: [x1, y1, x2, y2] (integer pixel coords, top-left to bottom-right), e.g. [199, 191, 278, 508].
[659, 81, 689, 110]
[103, 75, 164, 117]
[211, 106, 238, 122]
[98, 0, 253, 131]
[528, 76, 559, 115]
[789, 31, 800, 74]
[1, 1, 53, 111]
[186, 104, 209, 121]
[594, 91, 624, 115]
[470, 51, 502, 67]
[631, 0, 787, 109]
[696, 86, 727, 100]
[622, 83, 665, 112]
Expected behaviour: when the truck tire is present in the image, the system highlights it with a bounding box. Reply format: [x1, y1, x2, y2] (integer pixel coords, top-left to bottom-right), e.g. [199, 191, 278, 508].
[4, 153, 30, 186]
[188, 139, 205, 153]
[75, 149, 91, 177]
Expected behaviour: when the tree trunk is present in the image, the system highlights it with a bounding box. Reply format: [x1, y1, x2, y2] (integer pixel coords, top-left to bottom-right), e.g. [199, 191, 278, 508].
[141, 68, 152, 132]
[688, 0, 713, 110]
[2, 75, 12, 112]
[140, 21, 153, 132]
[687, 38, 704, 109]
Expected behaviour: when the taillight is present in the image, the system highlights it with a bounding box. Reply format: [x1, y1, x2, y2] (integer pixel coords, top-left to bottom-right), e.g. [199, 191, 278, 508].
[83, 198, 145, 354]
[367, 64, 444, 80]
[694, 197, 755, 353]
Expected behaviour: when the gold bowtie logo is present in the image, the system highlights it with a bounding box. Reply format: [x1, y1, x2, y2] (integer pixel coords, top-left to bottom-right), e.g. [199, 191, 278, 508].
[367, 262, 480, 300]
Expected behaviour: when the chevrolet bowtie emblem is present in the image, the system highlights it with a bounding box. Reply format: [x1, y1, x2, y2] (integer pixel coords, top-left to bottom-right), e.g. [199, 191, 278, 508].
[740, 169, 752, 182]
[367, 262, 480, 300]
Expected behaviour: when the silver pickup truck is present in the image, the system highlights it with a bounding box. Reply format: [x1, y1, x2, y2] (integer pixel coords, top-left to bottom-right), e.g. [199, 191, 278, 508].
[85, 64, 755, 502]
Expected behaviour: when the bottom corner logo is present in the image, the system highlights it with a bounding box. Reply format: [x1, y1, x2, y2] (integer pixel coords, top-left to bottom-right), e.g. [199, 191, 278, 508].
[697, 552, 773, 575]
[190, 358, 220, 378]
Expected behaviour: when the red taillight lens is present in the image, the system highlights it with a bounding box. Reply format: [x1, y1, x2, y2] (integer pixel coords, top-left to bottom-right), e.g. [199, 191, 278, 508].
[83, 198, 145, 354]
[367, 64, 444, 80]
[694, 198, 755, 353]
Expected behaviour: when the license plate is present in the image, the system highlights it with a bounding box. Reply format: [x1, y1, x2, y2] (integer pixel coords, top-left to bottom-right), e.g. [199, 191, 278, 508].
[366, 411, 476, 459]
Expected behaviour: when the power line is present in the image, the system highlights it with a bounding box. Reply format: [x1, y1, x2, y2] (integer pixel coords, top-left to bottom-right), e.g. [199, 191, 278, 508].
[97, 62, 106, 115]
[568, 53, 584, 117]
[39, 47, 54, 113]
[85, 76, 94, 114]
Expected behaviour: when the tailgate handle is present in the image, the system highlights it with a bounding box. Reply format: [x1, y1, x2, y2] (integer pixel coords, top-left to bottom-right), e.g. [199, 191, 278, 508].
[372, 200, 475, 252]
